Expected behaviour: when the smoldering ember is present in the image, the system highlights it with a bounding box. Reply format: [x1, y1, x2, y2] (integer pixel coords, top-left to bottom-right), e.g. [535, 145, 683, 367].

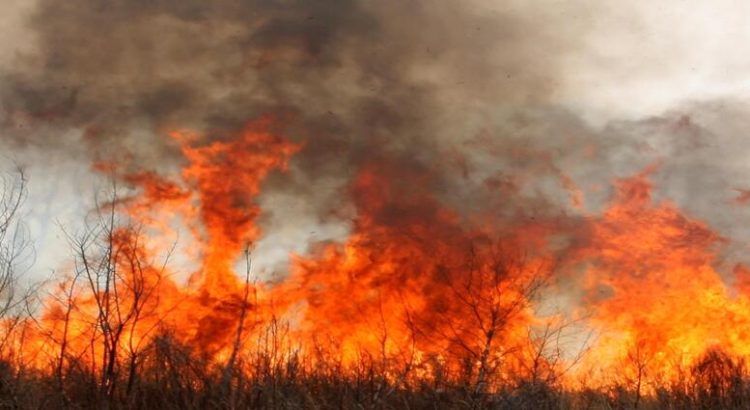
[2, 1, 750, 409]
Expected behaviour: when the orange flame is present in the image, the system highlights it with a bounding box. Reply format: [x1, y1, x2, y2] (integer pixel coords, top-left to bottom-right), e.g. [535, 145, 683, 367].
[13, 118, 750, 393]
[573, 168, 750, 387]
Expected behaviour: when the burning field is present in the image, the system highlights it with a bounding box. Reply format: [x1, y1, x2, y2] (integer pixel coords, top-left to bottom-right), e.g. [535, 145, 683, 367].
[2, 0, 750, 409]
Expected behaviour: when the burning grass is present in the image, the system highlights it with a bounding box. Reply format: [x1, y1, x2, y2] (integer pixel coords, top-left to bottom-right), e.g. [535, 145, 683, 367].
[2, 120, 750, 409]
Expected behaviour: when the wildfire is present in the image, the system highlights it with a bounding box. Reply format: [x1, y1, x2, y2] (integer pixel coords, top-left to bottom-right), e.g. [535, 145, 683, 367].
[12, 117, 750, 393]
[573, 167, 750, 387]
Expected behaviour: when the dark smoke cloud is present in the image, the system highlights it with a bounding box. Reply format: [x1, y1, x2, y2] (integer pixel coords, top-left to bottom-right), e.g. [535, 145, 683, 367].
[2, 2, 581, 149]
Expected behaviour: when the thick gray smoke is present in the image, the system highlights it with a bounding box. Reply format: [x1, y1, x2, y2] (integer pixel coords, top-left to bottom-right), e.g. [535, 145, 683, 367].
[1, 0, 567, 168]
